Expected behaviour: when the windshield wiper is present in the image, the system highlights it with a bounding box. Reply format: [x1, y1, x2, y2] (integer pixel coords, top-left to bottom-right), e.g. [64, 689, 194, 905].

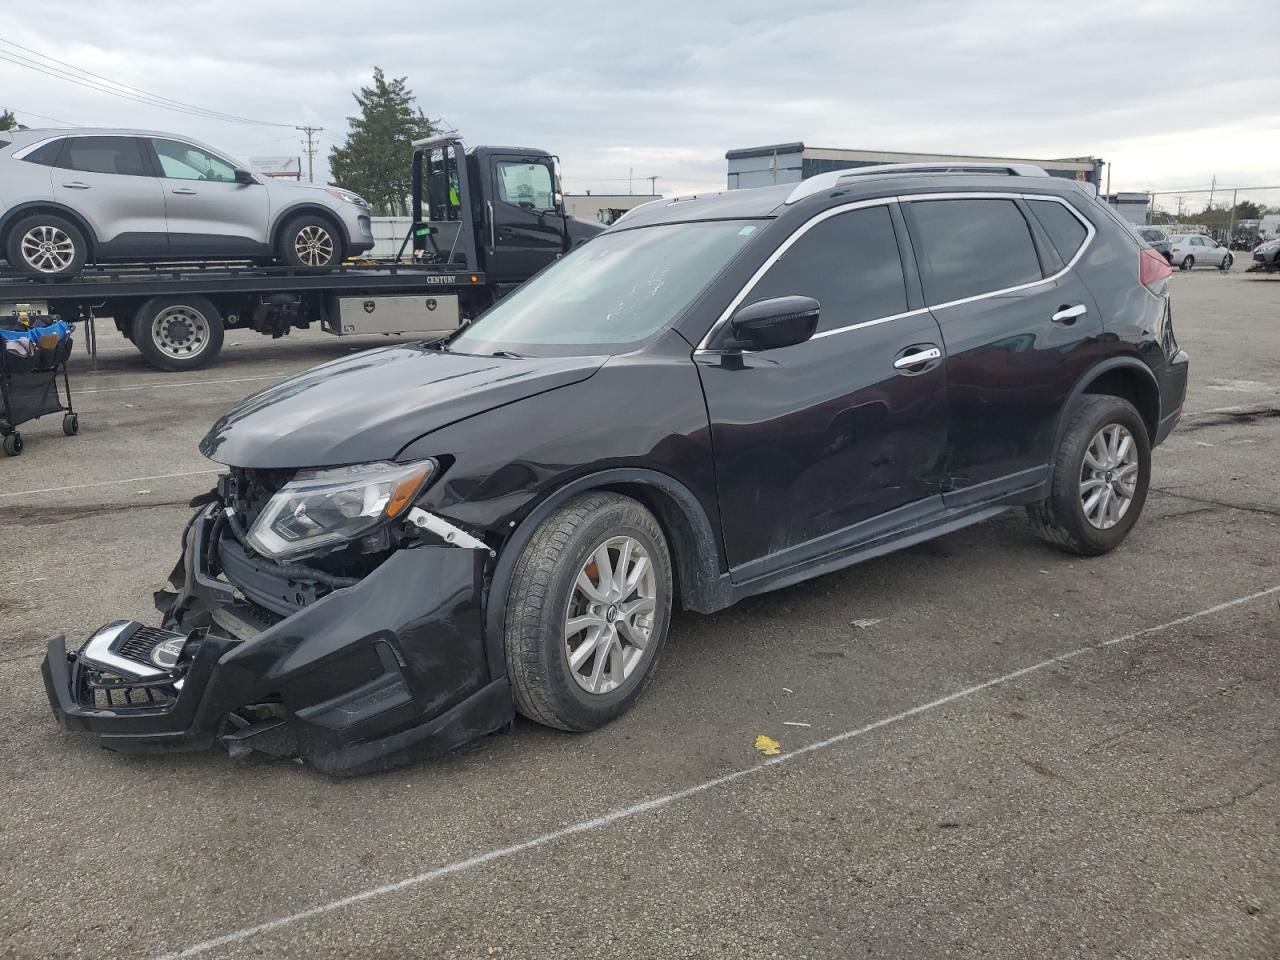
[489, 350, 528, 359]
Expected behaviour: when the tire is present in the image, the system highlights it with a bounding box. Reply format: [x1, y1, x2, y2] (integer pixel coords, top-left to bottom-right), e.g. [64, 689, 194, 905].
[1220, 253, 1233, 272]
[3, 432, 22, 457]
[4, 214, 88, 278]
[1180, 255, 1194, 271]
[276, 215, 344, 268]
[504, 492, 673, 732]
[1028, 395, 1151, 556]
[131, 296, 224, 371]
[62, 413, 79, 436]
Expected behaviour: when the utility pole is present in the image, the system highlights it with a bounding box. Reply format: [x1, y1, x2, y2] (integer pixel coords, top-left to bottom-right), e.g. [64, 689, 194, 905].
[296, 125, 323, 183]
[1227, 188, 1238, 239]
[646, 175, 659, 196]
[1207, 174, 1216, 211]
[628, 167, 633, 195]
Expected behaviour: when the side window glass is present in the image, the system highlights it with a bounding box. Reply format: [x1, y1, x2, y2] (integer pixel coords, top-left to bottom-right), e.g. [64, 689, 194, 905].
[1027, 199, 1088, 264]
[22, 139, 66, 167]
[62, 136, 149, 176]
[744, 205, 908, 335]
[497, 162, 554, 210]
[908, 199, 1042, 304]
[153, 139, 237, 182]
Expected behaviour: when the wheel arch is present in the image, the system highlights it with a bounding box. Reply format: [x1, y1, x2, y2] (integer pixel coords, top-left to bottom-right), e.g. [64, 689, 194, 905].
[1058, 358, 1161, 450]
[0, 202, 99, 259]
[270, 203, 352, 252]
[480, 467, 729, 680]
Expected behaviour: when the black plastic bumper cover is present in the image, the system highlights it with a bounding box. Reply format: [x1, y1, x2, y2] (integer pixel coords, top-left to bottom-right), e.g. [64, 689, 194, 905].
[41, 505, 515, 775]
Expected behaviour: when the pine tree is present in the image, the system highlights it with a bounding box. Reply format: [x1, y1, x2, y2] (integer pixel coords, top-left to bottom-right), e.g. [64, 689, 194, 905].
[328, 69, 435, 216]
[0, 109, 16, 131]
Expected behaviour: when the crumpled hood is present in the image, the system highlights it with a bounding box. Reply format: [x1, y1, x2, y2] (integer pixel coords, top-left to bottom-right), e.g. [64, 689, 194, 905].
[199, 344, 606, 468]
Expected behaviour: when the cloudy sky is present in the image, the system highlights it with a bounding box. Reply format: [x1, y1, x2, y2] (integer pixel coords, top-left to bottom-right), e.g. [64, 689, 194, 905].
[1, 0, 1276, 204]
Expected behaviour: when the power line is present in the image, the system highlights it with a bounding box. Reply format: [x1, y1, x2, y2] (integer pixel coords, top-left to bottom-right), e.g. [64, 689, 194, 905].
[0, 37, 293, 127]
[8, 105, 75, 126]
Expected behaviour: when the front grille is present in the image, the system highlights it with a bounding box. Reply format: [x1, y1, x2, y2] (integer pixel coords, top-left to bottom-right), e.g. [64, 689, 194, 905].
[79, 664, 178, 710]
[117, 626, 185, 667]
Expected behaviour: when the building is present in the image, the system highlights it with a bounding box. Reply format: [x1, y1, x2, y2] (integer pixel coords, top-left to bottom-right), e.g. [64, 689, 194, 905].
[1102, 192, 1151, 225]
[564, 193, 662, 226]
[725, 143, 1104, 190]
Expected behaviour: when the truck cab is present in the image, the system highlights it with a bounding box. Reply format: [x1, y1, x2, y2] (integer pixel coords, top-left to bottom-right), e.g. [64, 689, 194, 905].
[411, 135, 601, 289]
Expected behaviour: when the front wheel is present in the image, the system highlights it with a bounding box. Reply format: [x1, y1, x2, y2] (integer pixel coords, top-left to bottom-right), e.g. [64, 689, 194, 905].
[1220, 253, 1233, 271]
[1028, 395, 1151, 556]
[276, 215, 344, 268]
[131, 296, 225, 371]
[1180, 255, 1195, 271]
[505, 492, 673, 732]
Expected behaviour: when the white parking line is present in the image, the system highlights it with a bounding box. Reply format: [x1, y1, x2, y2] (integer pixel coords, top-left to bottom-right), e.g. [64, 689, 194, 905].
[76, 374, 286, 396]
[0, 469, 221, 499]
[152, 583, 1280, 960]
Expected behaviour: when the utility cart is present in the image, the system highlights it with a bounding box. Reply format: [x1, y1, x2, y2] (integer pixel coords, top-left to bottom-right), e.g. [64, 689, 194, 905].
[0, 310, 78, 456]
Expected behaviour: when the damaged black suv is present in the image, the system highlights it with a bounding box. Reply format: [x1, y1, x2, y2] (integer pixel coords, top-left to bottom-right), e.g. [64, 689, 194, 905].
[43, 163, 1188, 774]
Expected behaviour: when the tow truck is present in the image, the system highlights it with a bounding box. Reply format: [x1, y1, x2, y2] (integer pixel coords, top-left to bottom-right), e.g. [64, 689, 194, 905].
[0, 135, 602, 370]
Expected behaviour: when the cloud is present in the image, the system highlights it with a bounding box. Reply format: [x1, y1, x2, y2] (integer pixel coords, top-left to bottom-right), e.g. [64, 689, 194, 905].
[0, 0, 1275, 199]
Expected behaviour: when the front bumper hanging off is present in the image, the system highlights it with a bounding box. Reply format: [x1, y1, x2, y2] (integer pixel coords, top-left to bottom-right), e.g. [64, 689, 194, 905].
[41, 504, 514, 775]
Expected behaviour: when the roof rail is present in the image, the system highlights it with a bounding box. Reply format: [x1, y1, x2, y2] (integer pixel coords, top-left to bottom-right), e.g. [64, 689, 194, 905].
[412, 133, 466, 151]
[785, 161, 1050, 204]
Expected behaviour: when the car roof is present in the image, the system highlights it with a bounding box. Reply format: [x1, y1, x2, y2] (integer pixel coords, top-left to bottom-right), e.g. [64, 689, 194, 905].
[608, 171, 1095, 231]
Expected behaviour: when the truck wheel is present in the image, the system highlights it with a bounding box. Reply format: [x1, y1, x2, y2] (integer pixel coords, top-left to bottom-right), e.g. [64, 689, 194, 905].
[504, 492, 673, 732]
[5, 214, 88, 278]
[132, 296, 224, 371]
[1027, 395, 1151, 556]
[277, 215, 344, 268]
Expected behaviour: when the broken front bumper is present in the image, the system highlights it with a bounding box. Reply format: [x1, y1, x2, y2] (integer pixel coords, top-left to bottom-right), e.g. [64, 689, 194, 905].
[42, 504, 513, 775]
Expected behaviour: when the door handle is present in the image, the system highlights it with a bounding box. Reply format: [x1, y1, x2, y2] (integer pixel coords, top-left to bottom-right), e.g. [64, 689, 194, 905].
[486, 200, 496, 251]
[61, 181, 90, 189]
[1052, 303, 1088, 324]
[171, 188, 198, 195]
[893, 346, 942, 370]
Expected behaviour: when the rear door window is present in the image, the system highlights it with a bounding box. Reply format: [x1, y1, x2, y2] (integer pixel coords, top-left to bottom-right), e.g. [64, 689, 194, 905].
[1027, 199, 1089, 263]
[907, 198, 1043, 304]
[744, 204, 908, 334]
[62, 136, 150, 177]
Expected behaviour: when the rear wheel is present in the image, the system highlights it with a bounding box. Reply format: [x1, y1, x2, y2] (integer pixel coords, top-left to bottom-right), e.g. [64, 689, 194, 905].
[1180, 255, 1194, 271]
[5, 214, 88, 278]
[1028, 395, 1151, 556]
[131, 296, 224, 371]
[505, 492, 672, 731]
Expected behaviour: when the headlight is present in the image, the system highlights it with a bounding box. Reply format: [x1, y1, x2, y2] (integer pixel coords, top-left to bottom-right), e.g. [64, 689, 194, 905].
[246, 460, 434, 560]
[325, 187, 368, 207]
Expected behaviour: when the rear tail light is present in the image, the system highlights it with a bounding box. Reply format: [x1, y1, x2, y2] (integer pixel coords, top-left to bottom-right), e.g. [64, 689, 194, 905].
[1140, 246, 1173, 290]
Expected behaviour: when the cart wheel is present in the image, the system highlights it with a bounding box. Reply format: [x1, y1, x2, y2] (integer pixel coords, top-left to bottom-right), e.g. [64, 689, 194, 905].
[3, 432, 22, 457]
[62, 413, 79, 436]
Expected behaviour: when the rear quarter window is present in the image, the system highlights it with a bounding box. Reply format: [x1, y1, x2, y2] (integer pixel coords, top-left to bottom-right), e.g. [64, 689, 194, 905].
[1027, 199, 1089, 263]
[20, 138, 66, 166]
[907, 198, 1043, 304]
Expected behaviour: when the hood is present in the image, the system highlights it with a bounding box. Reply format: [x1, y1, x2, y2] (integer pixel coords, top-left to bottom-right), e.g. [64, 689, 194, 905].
[200, 345, 606, 468]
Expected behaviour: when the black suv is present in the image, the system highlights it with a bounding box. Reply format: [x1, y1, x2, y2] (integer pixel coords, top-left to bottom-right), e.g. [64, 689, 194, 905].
[44, 163, 1188, 774]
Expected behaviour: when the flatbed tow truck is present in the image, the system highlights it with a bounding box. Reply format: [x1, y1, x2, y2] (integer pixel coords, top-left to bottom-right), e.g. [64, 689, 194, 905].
[0, 135, 602, 370]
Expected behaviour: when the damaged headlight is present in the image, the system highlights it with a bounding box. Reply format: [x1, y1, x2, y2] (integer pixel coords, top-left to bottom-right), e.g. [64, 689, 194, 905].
[245, 460, 434, 560]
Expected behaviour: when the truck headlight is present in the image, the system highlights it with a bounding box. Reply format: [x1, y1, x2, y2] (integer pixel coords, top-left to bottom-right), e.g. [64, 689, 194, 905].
[246, 461, 434, 560]
[325, 188, 369, 207]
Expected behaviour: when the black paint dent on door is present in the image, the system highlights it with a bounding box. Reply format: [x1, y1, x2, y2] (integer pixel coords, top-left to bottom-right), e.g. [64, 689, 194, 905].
[902, 196, 1104, 502]
[695, 202, 949, 575]
[486, 153, 565, 282]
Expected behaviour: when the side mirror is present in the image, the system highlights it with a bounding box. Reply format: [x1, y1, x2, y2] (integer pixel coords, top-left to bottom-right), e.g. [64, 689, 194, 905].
[729, 296, 820, 351]
[234, 169, 257, 185]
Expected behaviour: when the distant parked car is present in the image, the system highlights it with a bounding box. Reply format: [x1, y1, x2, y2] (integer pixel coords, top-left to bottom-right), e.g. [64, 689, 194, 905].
[0, 128, 375, 277]
[1168, 234, 1232, 272]
[1134, 226, 1173, 263]
[1252, 238, 1280, 270]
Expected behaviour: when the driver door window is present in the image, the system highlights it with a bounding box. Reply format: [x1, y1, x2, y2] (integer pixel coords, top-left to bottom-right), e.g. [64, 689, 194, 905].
[496, 162, 554, 210]
[152, 139, 237, 182]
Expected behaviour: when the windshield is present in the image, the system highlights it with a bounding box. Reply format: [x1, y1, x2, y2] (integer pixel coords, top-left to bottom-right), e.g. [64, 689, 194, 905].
[448, 219, 764, 356]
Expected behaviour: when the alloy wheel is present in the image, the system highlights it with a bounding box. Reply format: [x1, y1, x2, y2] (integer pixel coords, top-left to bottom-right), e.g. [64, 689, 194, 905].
[1080, 423, 1139, 530]
[19, 225, 76, 273]
[294, 225, 335, 266]
[151, 305, 210, 360]
[564, 535, 658, 695]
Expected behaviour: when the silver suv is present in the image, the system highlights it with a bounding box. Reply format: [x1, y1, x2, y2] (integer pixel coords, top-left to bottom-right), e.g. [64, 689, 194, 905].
[0, 128, 375, 277]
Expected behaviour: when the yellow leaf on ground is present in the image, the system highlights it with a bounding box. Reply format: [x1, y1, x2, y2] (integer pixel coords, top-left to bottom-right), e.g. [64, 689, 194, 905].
[754, 734, 781, 756]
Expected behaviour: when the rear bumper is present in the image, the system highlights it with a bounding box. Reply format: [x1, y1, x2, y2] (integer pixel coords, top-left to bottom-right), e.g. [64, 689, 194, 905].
[1154, 348, 1190, 447]
[41, 505, 513, 775]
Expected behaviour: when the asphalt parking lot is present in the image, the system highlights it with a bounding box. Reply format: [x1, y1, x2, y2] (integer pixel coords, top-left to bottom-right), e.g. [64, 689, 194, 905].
[1, 267, 1277, 960]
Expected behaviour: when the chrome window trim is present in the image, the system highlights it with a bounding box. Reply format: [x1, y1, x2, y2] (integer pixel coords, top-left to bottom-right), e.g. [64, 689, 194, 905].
[694, 191, 1095, 353]
[11, 136, 63, 160]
